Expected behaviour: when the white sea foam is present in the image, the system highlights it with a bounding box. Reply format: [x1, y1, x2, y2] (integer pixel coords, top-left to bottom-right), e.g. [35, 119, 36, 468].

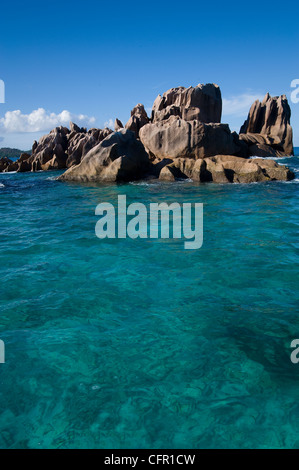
[232, 181, 259, 185]
[129, 181, 158, 186]
[130, 178, 193, 186]
[0, 183, 5, 188]
[284, 178, 299, 183]
[276, 176, 299, 184]
[250, 155, 296, 161]
[46, 176, 58, 181]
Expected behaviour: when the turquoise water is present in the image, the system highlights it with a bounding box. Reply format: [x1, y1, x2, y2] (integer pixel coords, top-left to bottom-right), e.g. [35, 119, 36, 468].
[0, 153, 298, 449]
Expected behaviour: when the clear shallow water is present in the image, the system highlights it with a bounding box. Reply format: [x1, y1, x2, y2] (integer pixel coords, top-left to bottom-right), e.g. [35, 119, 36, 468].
[0, 153, 298, 449]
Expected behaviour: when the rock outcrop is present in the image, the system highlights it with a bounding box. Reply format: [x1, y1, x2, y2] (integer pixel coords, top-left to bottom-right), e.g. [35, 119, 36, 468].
[158, 155, 294, 183]
[114, 118, 124, 131]
[30, 126, 69, 171]
[0, 157, 13, 172]
[125, 104, 149, 138]
[2, 123, 113, 173]
[152, 83, 222, 123]
[2, 126, 70, 172]
[58, 129, 150, 182]
[240, 93, 293, 157]
[66, 127, 112, 167]
[1, 82, 295, 184]
[139, 83, 249, 162]
[139, 116, 245, 160]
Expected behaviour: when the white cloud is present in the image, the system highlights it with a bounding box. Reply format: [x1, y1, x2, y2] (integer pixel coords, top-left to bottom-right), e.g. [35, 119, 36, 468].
[0, 108, 96, 133]
[222, 93, 264, 117]
[104, 118, 114, 129]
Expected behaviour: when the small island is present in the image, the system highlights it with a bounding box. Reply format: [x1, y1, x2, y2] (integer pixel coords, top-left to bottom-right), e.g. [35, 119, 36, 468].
[0, 83, 295, 184]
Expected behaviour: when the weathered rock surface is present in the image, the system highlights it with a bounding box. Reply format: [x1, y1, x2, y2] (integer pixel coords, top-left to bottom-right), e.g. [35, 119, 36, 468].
[58, 129, 150, 182]
[152, 83, 222, 123]
[114, 118, 124, 131]
[125, 104, 149, 138]
[139, 116, 244, 160]
[158, 155, 294, 183]
[1, 83, 294, 184]
[4, 126, 70, 172]
[31, 126, 69, 170]
[2, 122, 113, 173]
[240, 93, 293, 156]
[66, 127, 112, 167]
[17, 153, 32, 172]
[0, 157, 13, 172]
[70, 122, 85, 133]
[3, 161, 19, 172]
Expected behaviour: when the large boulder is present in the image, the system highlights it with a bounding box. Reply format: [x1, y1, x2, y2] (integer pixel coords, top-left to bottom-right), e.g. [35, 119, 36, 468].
[158, 155, 294, 183]
[58, 129, 150, 182]
[240, 93, 294, 156]
[152, 83, 222, 123]
[66, 127, 112, 167]
[31, 126, 69, 170]
[125, 104, 149, 138]
[139, 116, 242, 160]
[17, 154, 32, 172]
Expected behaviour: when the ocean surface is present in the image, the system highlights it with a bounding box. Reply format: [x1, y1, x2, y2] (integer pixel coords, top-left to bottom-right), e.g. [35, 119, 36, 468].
[0, 151, 298, 449]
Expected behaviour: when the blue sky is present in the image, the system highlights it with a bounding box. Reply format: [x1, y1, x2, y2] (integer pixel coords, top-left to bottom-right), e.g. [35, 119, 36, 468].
[0, 0, 298, 149]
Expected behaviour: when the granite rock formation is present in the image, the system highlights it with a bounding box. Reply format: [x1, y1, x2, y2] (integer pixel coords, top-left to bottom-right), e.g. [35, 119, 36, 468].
[158, 155, 294, 183]
[139, 116, 246, 160]
[240, 93, 293, 157]
[58, 129, 150, 182]
[66, 127, 112, 167]
[0, 157, 13, 172]
[114, 118, 124, 131]
[151, 83, 222, 123]
[2, 123, 113, 172]
[125, 104, 149, 138]
[0, 82, 295, 184]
